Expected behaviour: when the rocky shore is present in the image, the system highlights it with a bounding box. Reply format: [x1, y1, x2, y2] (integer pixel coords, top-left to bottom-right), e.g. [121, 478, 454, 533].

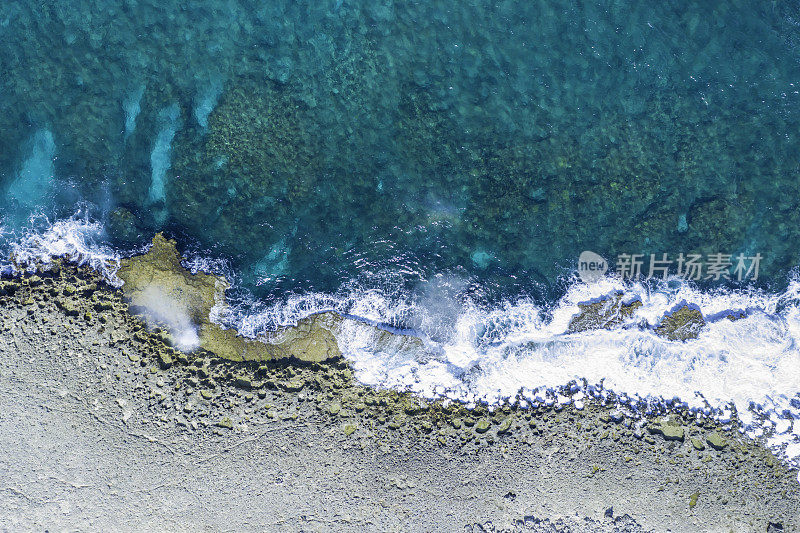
[0, 259, 798, 532]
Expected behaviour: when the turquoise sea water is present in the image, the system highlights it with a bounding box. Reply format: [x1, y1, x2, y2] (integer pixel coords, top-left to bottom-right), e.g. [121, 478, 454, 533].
[3, 1, 800, 297]
[3, 1, 800, 468]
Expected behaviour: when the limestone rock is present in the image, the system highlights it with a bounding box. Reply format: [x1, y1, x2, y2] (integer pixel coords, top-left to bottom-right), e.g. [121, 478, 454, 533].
[117, 234, 342, 362]
[216, 417, 234, 429]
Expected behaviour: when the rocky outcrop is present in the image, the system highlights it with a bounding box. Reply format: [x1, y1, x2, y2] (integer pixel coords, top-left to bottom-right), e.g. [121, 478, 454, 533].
[654, 306, 705, 341]
[567, 295, 642, 334]
[567, 296, 706, 341]
[116, 233, 427, 363]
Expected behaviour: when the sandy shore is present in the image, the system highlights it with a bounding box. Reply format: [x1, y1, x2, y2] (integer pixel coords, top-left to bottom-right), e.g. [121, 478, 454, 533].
[0, 268, 798, 532]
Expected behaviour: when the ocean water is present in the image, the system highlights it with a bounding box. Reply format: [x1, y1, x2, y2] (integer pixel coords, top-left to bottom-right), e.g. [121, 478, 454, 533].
[2, 1, 800, 470]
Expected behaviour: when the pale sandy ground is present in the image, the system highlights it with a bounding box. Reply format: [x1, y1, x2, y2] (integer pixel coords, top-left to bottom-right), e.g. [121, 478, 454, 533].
[0, 277, 798, 532]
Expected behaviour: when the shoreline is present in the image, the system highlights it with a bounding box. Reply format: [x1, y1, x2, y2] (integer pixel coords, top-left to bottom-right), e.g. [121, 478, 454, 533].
[0, 265, 798, 532]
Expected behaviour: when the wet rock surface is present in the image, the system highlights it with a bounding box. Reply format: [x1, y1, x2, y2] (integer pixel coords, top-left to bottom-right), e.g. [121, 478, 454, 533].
[567, 295, 710, 342]
[567, 295, 642, 334]
[0, 268, 798, 531]
[654, 306, 706, 341]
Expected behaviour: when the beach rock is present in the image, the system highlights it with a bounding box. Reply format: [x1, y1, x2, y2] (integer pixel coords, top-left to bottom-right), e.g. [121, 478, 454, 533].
[56, 298, 80, 316]
[706, 432, 728, 450]
[610, 411, 625, 424]
[157, 350, 173, 369]
[0, 280, 21, 296]
[116, 234, 339, 362]
[649, 423, 685, 441]
[281, 379, 304, 392]
[234, 376, 252, 389]
[216, 416, 233, 429]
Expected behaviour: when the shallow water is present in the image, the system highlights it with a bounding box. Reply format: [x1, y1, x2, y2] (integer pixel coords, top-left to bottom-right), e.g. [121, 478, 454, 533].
[2, 1, 800, 467]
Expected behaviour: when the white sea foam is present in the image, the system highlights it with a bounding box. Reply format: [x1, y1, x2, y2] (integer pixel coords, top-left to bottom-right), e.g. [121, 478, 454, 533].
[236, 273, 800, 468]
[135, 285, 200, 351]
[4, 215, 800, 470]
[2, 213, 121, 282]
